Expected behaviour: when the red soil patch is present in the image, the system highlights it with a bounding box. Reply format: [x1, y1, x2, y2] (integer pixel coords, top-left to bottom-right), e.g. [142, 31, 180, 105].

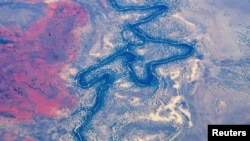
[0, 1, 88, 121]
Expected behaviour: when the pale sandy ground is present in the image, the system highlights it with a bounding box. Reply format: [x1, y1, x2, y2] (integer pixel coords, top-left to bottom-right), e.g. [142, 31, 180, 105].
[173, 0, 250, 140]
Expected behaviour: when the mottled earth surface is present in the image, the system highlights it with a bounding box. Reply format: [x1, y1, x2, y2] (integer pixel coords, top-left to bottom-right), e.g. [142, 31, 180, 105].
[0, 0, 249, 141]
